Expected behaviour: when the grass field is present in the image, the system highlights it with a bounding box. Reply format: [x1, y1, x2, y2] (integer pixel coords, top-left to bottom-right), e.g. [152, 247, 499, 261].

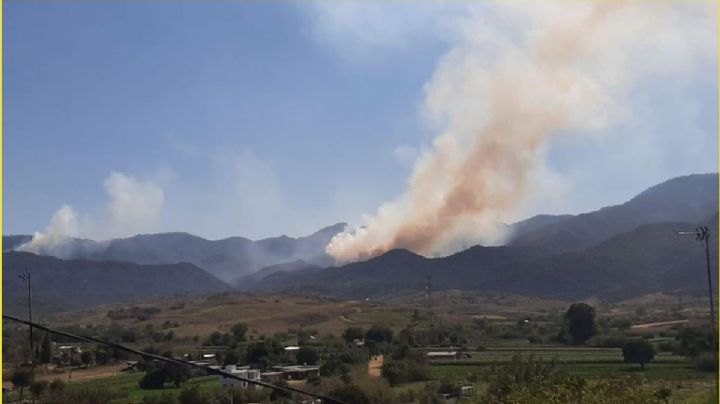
[45, 290, 711, 344]
[5, 290, 712, 403]
[1, 372, 221, 403]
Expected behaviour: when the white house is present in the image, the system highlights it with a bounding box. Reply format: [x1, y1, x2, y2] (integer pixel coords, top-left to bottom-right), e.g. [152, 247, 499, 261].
[220, 365, 261, 389]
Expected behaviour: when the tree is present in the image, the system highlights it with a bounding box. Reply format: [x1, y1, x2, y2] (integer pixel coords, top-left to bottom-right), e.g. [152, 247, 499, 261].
[328, 385, 370, 404]
[223, 349, 241, 366]
[164, 363, 191, 388]
[677, 327, 715, 356]
[10, 368, 33, 400]
[139, 369, 167, 389]
[342, 327, 364, 343]
[622, 339, 655, 369]
[80, 351, 95, 367]
[296, 346, 319, 365]
[564, 303, 597, 344]
[365, 325, 393, 344]
[40, 333, 53, 369]
[30, 380, 49, 402]
[381, 361, 406, 386]
[231, 323, 248, 342]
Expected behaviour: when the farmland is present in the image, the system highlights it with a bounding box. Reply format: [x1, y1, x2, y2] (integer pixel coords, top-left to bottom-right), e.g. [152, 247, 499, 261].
[2, 290, 716, 403]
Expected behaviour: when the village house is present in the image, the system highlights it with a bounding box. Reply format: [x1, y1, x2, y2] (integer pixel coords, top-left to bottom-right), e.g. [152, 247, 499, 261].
[272, 365, 320, 381]
[219, 365, 261, 389]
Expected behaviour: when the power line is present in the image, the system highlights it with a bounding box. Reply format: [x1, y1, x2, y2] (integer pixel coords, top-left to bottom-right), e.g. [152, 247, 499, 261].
[2, 314, 348, 404]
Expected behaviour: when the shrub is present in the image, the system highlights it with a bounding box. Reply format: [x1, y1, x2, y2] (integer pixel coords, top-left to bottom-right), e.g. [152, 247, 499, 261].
[139, 369, 167, 389]
[10, 368, 34, 400]
[328, 385, 370, 404]
[143, 392, 179, 404]
[30, 380, 49, 401]
[695, 352, 717, 372]
[622, 339, 655, 369]
[178, 387, 212, 404]
[342, 327, 364, 343]
[296, 346, 319, 365]
[381, 360, 430, 386]
[366, 325, 393, 344]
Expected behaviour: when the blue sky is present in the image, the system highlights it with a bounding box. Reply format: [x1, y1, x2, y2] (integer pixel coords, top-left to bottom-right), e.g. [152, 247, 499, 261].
[4, 1, 718, 241]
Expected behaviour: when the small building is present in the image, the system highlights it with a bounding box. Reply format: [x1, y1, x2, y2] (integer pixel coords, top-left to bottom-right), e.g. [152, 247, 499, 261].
[284, 346, 300, 360]
[260, 371, 285, 383]
[460, 386, 476, 398]
[220, 365, 261, 389]
[273, 365, 320, 380]
[427, 351, 460, 360]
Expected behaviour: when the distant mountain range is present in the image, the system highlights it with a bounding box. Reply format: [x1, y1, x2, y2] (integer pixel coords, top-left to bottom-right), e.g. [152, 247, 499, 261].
[3, 173, 717, 311]
[507, 174, 718, 252]
[249, 174, 718, 300]
[5, 223, 345, 284]
[3, 251, 232, 316]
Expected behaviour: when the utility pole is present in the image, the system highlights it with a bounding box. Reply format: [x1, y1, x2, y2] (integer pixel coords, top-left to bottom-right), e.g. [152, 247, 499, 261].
[425, 275, 433, 314]
[19, 270, 34, 366]
[678, 225, 717, 395]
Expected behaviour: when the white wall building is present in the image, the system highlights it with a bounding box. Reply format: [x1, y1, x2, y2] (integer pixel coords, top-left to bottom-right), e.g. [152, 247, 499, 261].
[220, 365, 261, 389]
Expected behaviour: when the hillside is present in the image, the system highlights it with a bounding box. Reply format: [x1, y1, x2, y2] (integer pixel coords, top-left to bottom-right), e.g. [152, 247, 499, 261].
[2, 251, 233, 316]
[237, 259, 322, 291]
[2, 235, 32, 251]
[6, 223, 346, 283]
[508, 173, 718, 252]
[251, 217, 717, 301]
[252, 246, 550, 298]
[486, 217, 718, 300]
[250, 174, 718, 302]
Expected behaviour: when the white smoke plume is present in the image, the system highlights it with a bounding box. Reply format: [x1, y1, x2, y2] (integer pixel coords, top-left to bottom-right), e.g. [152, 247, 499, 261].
[19, 172, 165, 255]
[326, 2, 715, 262]
[103, 171, 165, 237]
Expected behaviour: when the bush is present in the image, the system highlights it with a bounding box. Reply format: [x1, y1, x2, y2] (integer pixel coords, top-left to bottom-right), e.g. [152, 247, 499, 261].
[342, 327, 364, 343]
[622, 339, 655, 369]
[695, 352, 718, 372]
[107, 306, 161, 321]
[143, 392, 179, 404]
[139, 369, 167, 389]
[563, 303, 597, 345]
[30, 380, 49, 401]
[50, 379, 66, 393]
[328, 385, 370, 404]
[366, 325, 393, 344]
[178, 387, 212, 404]
[381, 360, 430, 386]
[223, 349, 241, 366]
[589, 334, 628, 348]
[657, 340, 682, 354]
[10, 368, 34, 400]
[484, 355, 664, 404]
[296, 346, 319, 365]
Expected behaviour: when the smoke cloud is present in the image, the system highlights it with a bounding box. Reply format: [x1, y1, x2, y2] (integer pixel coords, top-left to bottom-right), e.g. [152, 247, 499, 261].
[326, 2, 715, 262]
[103, 171, 165, 237]
[19, 171, 165, 255]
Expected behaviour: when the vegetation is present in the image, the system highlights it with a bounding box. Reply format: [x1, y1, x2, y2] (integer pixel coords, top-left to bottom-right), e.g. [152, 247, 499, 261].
[622, 339, 656, 369]
[108, 306, 162, 322]
[2, 292, 716, 403]
[296, 346, 319, 365]
[563, 303, 598, 344]
[9, 368, 33, 400]
[40, 332, 53, 368]
[342, 327, 364, 343]
[328, 385, 370, 404]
